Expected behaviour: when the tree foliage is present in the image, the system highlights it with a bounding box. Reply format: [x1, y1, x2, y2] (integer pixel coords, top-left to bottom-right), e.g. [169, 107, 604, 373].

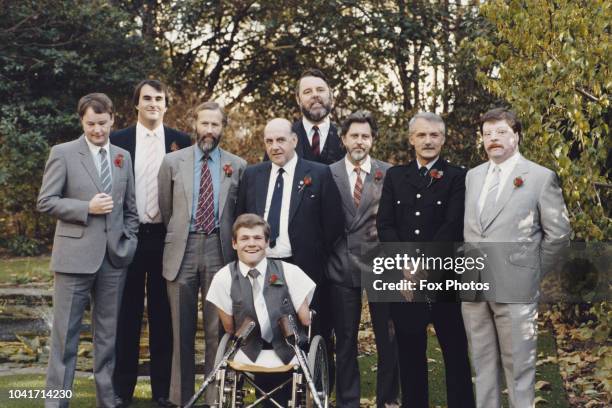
[472, 0, 610, 241]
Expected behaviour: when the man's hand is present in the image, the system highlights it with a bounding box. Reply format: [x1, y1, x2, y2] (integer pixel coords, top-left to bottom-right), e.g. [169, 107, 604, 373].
[89, 193, 113, 214]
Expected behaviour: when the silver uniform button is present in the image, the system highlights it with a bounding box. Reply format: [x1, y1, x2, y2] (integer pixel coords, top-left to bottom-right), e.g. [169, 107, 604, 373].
[437, 200, 442, 205]
[416, 193, 421, 198]
[414, 229, 420, 235]
[415, 211, 421, 216]
[397, 200, 401, 204]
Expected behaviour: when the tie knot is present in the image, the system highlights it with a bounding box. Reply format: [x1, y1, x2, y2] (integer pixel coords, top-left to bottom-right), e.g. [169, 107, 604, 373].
[418, 166, 428, 177]
[312, 125, 319, 133]
[278, 168, 285, 175]
[492, 165, 500, 174]
[354, 166, 361, 175]
[248, 269, 260, 279]
[99, 147, 107, 157]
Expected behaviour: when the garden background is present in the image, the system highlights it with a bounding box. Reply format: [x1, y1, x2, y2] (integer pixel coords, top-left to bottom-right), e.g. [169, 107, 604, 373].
[0, 0, 609, 406]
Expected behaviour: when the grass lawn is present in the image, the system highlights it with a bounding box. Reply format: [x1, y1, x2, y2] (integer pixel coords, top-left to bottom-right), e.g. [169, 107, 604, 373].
[0, 329, 568, 407]
[0, 256, 51, 285]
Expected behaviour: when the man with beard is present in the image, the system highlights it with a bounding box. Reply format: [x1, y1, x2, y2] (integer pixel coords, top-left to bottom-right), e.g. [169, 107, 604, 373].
[327, 111, 400, 408]
[110, 79, 190, 408]
[157, 101, 246, 407]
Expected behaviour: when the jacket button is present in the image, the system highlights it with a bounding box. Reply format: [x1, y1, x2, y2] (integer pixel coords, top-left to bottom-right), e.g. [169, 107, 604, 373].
[414, 229, 420, 235]
[481, 233, 486, 238]
[437, 200, 442, 205]
[397, 200, 401, 204]
[416, 193, 421, 198]
[415, 211, 420, 216]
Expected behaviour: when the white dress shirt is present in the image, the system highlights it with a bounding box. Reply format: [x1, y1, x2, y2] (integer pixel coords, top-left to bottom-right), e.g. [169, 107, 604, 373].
[264, 153, 298, 258]
[345, 155, 372, 196]
[478, 151, 521, 214]
[84, 136, 112, 179]
[416, 156, 439, 172]
[134, 122, 166, 223]
[206, 258, 316, 367]
[302, 116, 330, 151]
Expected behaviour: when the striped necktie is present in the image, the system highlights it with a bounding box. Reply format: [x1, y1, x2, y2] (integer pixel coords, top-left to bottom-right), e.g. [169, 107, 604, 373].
[480, 166, 501, 227]
[99, 148, 112, 194]
[311, 126, 321, 156]
[353, 166, 363, 207]
[144, 133, 160, 220]
[194, 157, 215, 233]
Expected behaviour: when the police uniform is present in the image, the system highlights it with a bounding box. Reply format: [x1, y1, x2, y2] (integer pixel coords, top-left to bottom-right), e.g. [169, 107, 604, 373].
[376, 158, 475, 408]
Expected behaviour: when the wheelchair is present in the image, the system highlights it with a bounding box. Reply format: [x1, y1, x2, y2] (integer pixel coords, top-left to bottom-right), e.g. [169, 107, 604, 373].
[212, 318, 329, 408]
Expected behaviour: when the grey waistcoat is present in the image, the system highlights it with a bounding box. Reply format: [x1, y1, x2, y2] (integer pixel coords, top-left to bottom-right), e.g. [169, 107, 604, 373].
[229, 259, 305, 364]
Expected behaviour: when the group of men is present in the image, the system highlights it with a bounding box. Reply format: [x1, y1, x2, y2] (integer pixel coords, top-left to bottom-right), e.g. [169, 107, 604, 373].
[38, 68, 570, 408]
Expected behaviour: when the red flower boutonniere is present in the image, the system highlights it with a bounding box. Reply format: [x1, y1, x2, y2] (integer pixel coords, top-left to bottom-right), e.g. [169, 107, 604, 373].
[223, 163, 233, 177]
[170, 142, 179, 152]
[269, 274, 284, 286]
[374, 169, 384, 182]
[298, 175, 313, 192]
[513, 176, 524, 188]
[114, 153, 124, 168]
[430, 169, 444, 179]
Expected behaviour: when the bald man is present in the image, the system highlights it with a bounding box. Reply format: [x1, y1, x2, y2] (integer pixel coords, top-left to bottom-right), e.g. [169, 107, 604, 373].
[236, 118, 344, 381]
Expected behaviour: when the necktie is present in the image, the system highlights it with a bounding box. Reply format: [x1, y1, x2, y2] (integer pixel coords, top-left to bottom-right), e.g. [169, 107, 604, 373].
[418, 166, 428, 177]
[480, 166, 501, 227]
[194, 157, 215, 233]
[99, 148, 112, 194]
[248, 269, 273, 342]
[311, 126, 321, 156]
[144, 133, 160, 220]
[267, 168, 284, 248]
[353, 167, 363, 208]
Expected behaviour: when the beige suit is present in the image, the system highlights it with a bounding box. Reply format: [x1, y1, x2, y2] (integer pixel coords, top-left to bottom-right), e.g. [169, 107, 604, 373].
[38, 136, 139, 407]
[157, 145, 246, 405]
[462, 154, 570, 408]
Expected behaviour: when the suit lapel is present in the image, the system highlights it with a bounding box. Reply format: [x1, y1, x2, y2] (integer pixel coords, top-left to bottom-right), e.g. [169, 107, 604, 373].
[331, 160, 356, 218]
[180, 146, 195, 217]
[405, 161, 424, 189]
[482, 157, 529, 231]
[357, 160, 381, 219]
[289, 158, 308, 223]
[256, 163, 271, 215]
[218, 149, 232, 219]
[78, 136, 103, 192]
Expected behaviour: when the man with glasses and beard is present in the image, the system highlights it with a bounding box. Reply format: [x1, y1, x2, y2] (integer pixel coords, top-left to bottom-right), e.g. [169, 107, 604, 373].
[157, 101, 246, 407]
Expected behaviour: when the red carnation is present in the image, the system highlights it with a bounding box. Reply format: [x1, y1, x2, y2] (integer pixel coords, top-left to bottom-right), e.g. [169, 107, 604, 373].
[303, 175, 312, 186]
[430, 169, 444, 179]
[114, 153, 124, 168]
[223, 163, 233, 177]
[269, 274, 284, 286]
[374, 169, 384, 182]
[513, 176, 524, 188]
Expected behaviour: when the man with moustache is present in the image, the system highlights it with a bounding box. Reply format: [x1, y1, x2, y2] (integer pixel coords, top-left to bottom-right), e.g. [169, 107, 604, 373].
[462, 108, 570, 408]
[236, 118, 344, 387]
[327, 111, 400, 408]
[110, 79, 190, 408]
[38, 93, 138, 407]
[377, 112, 475, 408]
[157, 101, 246, 407]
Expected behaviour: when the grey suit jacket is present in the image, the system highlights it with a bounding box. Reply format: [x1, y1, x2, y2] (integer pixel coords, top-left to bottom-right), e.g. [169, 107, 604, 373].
[158, 145, 247, 281]
[327, 158, 391, 287]
[463, 154, 571, 302]
[37, 136, 139, 274]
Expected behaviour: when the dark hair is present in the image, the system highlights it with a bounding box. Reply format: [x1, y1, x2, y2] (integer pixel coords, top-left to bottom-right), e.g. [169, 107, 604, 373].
[341, 110, 378, 138]
[232, 213, 270, 241]
[192, 101, 228, 127]
[132, 79, 169, 107]
[480, 108, 521, 135]
[295, 68, 331, 97]
[77, 93, 114, 118]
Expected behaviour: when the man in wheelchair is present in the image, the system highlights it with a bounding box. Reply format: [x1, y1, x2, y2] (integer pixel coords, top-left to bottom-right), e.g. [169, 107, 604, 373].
[206, 213, 317, 407]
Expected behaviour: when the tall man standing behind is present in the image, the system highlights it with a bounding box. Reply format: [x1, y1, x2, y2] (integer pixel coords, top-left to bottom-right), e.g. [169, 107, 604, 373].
[327, 111, 400, 408]
[377, 112, 475, 408]
[462, 108, 570, 408]
[38, 93, 139, 407]
[110, 79, 190, 407]
[158, 102, 246, 407]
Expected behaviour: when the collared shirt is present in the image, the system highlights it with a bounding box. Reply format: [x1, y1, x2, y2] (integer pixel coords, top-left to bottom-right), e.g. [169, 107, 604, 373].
[416, 156, 439, 172]
[345, 155, 372, 196]
[302, 116, 330, 152]
[190, 146, 221, 231]
[206, 258, 315, 367]
[478, 151, 520, 214]
[264, 153, 298, 258]
[134, 122, 166, 223]
[84, 136, 112, 180]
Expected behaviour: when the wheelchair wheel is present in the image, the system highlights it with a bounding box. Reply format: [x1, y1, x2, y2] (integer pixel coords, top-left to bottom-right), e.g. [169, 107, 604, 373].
[214, 333, 244, 407]
[306, 335, 329, 408]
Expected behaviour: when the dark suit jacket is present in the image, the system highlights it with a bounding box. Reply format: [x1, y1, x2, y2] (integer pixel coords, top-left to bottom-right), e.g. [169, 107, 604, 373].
[236, 157, 344, 284]
[110, 125, 191, 168]
[377, 158, 466, 304]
